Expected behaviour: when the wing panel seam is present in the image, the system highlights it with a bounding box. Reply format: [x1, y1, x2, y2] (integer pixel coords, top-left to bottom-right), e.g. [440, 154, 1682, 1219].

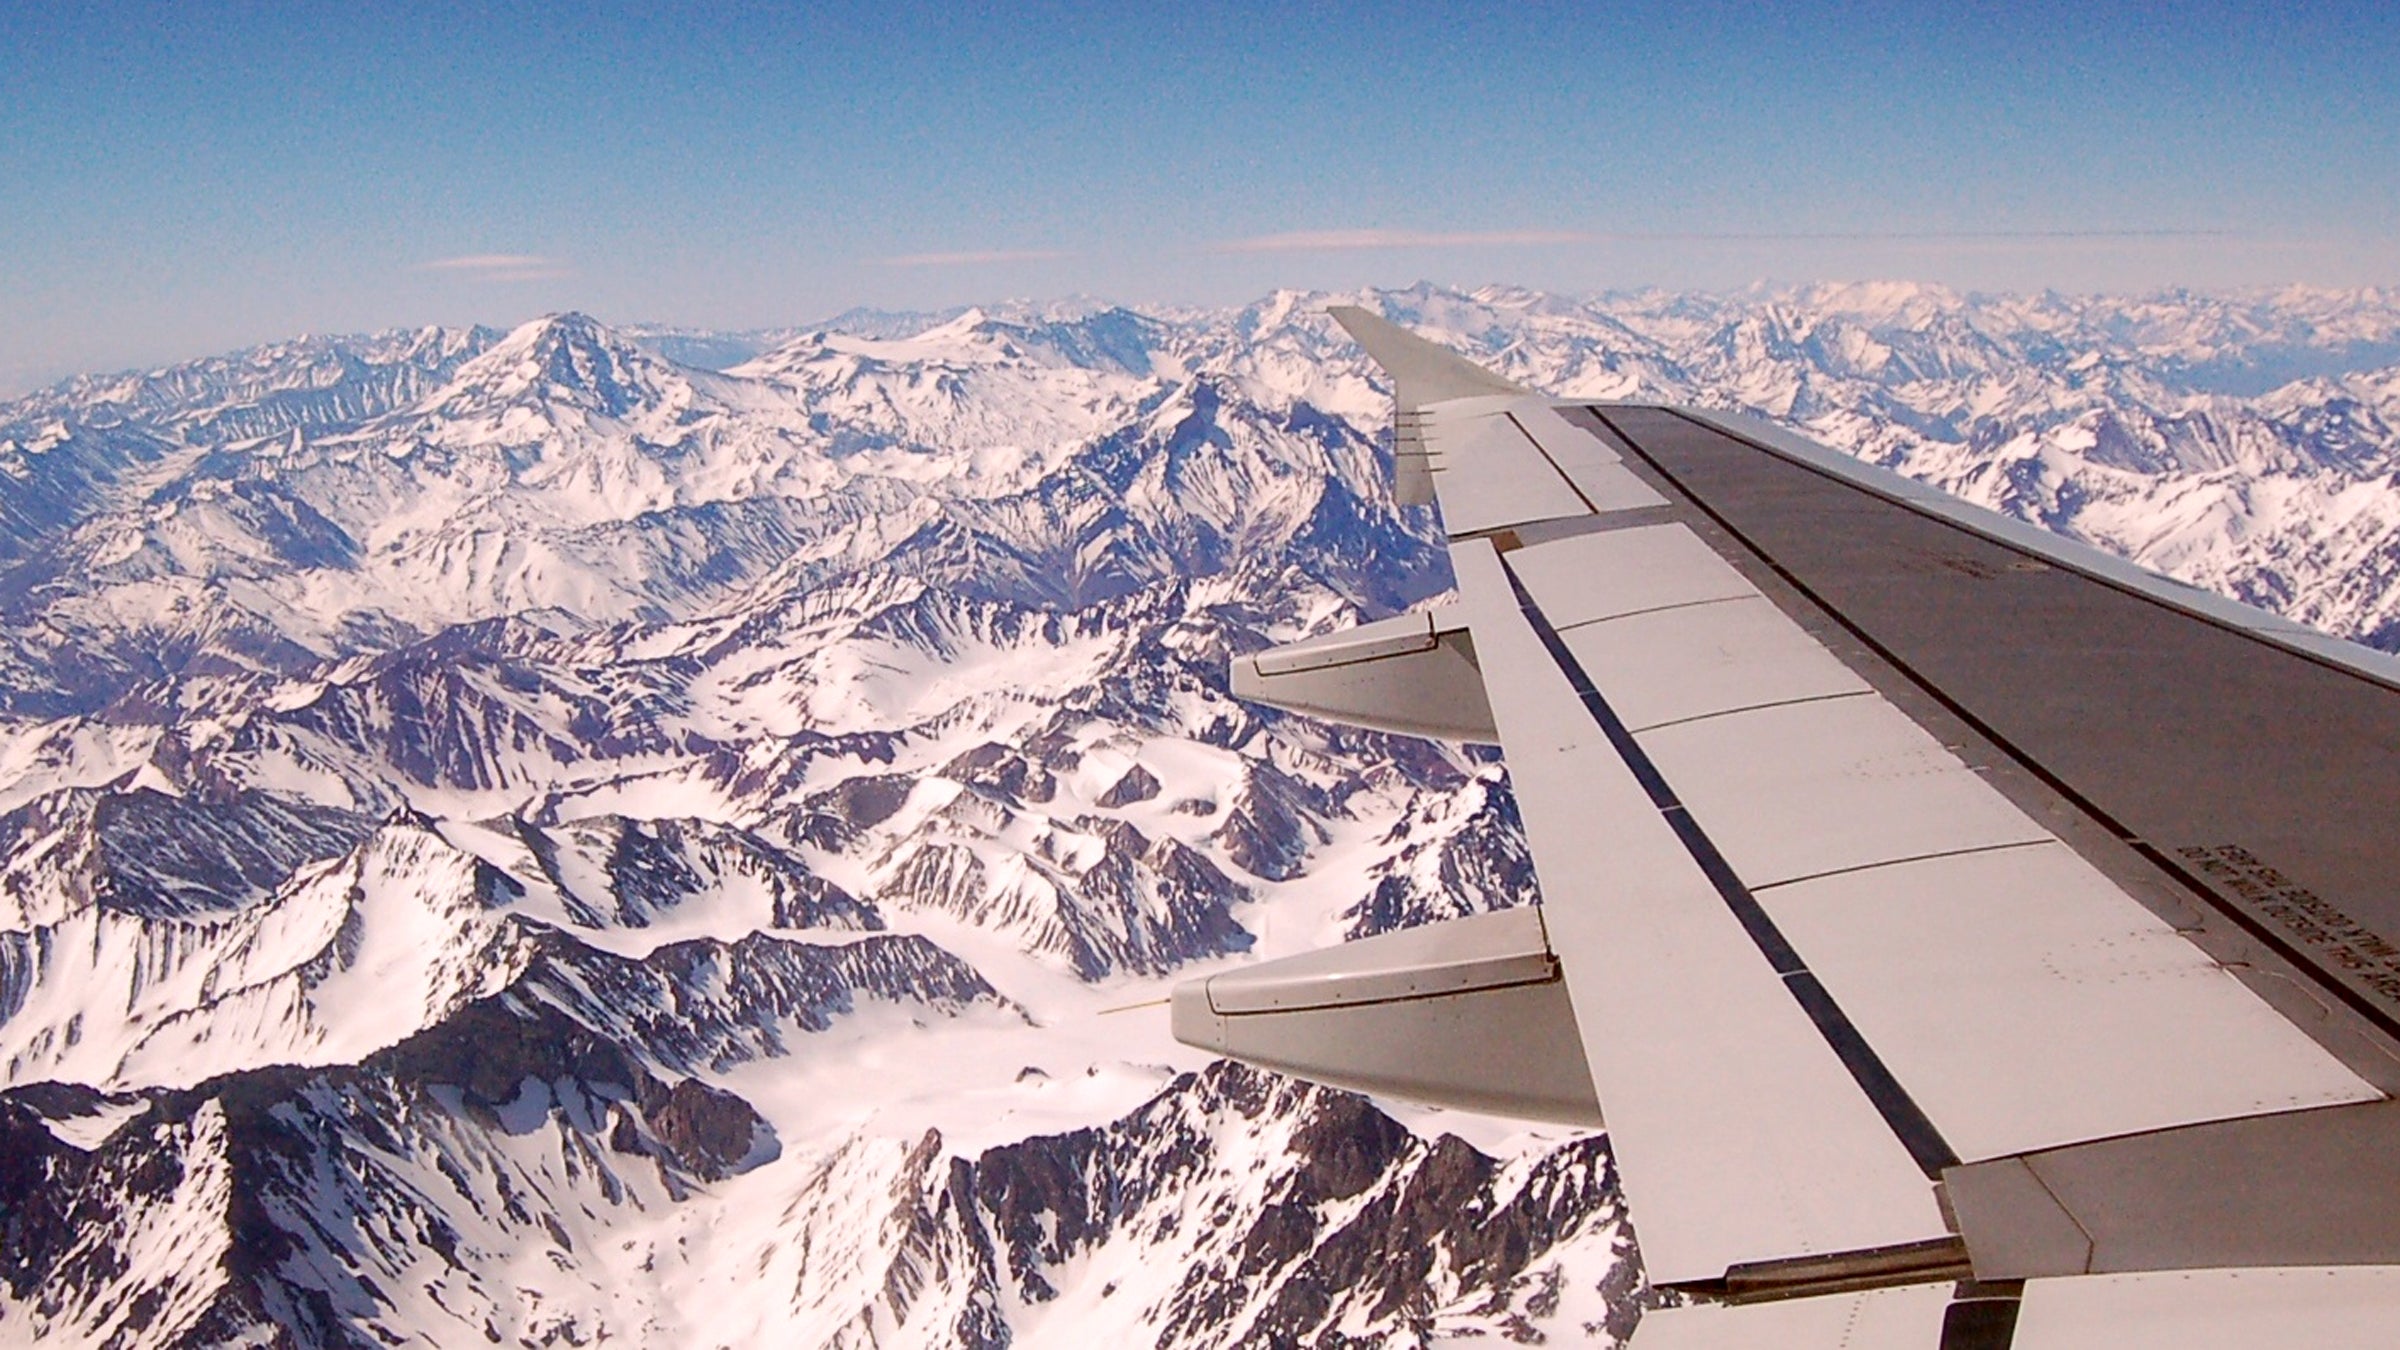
[1748, 839, 2058, 895]
[1550, 592, 1754, 631]
[1626, 688, 1877, 736]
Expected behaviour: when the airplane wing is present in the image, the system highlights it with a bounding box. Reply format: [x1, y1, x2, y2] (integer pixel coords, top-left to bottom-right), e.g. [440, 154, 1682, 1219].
[1171, 308, 2400, 1347]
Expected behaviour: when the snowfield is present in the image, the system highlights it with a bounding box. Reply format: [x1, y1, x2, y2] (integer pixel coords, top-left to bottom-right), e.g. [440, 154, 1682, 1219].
[0, 281, 2396, 1346]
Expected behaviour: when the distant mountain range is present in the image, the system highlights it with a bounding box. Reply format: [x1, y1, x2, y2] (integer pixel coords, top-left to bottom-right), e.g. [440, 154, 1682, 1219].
[0, 282, 2393, 1346]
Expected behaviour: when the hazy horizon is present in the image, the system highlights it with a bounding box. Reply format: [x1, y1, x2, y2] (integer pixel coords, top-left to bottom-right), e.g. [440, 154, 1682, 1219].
[16, 275, 2400, 402]
[7, 2, 2397, 394]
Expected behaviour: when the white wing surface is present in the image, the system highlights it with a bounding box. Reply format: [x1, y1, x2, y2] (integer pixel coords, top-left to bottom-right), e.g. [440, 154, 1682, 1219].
[1173, 309, 2400, 1344]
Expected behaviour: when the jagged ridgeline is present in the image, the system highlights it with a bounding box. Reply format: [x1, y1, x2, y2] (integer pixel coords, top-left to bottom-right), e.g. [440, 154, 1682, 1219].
[1, 285, 2397, 1346]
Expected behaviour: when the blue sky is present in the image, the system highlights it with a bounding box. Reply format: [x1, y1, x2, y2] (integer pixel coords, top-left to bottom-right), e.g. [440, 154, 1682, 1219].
[4, 1, 2396, 391]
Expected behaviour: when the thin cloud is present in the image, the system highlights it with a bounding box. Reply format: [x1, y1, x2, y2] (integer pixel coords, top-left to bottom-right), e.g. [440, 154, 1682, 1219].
[1603, 228, 2238, 242]
[417, 254, 573, 282]
[1213, 229, 1592, 254]
[876, 248, 1072, 267]
[1212, 227, 2235, 253]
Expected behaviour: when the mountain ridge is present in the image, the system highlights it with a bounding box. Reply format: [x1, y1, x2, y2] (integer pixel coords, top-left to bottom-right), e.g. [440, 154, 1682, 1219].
[1, 282, 2396, 1346]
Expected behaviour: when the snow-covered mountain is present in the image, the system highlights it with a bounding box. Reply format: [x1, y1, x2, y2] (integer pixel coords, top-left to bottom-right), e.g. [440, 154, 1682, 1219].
[1, 282, 2396, 1347]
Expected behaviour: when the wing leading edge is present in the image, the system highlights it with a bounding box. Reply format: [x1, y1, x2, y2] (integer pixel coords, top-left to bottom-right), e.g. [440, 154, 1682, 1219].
[1171, 309, 2400, 1346]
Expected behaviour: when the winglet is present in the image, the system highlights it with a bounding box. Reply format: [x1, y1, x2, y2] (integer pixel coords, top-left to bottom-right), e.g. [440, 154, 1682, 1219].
[1328, 305, 1527, 412]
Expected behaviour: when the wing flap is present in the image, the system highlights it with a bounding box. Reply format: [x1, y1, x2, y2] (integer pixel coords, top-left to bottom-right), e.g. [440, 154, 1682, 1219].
[1452, 535, 1950, 1286]
[1637, 694, 2055, 889]
[1769, 842, 2378, 1162]
[1555, 595, 1871, 733]
[2015, 1268, 2400, 1349]
[1506, 522, 1755, 623]
[1949, 1098, 2400, 1277]
[1496, 499, 2377, 1166]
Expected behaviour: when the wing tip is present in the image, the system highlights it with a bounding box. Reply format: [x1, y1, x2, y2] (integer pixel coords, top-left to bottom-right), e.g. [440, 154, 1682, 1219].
[1324, 305, 1527, 410]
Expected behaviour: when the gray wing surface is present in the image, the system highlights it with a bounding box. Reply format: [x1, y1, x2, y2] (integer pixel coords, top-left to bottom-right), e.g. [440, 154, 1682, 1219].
[1171, 309, 2400, 1346]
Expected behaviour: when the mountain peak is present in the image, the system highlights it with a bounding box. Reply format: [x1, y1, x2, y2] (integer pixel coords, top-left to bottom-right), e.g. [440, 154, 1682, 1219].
[6, 284, 2400, 1346]
[429, 311, 683, 419]
[920, 307, 992, 340]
